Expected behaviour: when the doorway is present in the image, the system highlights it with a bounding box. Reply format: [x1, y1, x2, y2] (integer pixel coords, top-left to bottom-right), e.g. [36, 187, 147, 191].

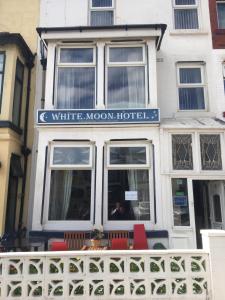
[193, 180, 225, 248]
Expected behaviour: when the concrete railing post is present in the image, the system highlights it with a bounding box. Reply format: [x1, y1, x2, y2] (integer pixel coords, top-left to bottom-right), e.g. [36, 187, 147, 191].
[201, 230, 225, 300]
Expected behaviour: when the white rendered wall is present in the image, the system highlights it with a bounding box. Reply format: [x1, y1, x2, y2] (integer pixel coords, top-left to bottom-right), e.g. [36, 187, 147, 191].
[38, 0, 225, 119]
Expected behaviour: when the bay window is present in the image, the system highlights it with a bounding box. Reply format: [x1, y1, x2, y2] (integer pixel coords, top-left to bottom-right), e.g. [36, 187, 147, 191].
[177, 64, 206, 110]
[55, 47, 96, 109]
[106, 46, 147, 108]
[47, 144, 94, 222]
[106, 143, 151, 222]
[90, 0, 114, 26]
[173, 0, 199, 30]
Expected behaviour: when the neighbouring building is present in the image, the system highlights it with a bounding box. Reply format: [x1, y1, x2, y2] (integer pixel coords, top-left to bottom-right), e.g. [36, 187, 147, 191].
[0, 0, 39, 236]
[29, 0, 225, 249]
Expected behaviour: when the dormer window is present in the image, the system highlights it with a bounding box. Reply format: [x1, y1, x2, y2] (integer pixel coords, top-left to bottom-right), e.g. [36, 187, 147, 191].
[90, 0, 114, 26]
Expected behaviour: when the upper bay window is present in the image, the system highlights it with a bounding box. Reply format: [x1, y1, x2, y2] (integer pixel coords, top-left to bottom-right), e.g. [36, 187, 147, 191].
[217, 1, 225, 29]
[177, 63, 206, 110]
[55, 47, 96, 109]
[106, 143, 151, 222]
[173, 0, 199, 30]
[106, 46, 147, 108]
[0, 52, 5, 112]
[47, 143, 94, 222]
[90, 0, 114, 26]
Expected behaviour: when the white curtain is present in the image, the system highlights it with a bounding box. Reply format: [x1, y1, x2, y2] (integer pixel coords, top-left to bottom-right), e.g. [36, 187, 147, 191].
[107, 66, 145, 108]
[49, 170, 73, 220]
[175, 9, 198, 29]
[57, 67, 95, 109]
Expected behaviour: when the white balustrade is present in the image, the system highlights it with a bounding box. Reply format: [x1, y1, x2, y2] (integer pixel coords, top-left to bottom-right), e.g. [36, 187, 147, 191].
[0, 249, 210, 299]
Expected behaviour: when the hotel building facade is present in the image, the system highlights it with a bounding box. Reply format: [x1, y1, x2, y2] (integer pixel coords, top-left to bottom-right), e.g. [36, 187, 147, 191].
[29, 0, 225, 249]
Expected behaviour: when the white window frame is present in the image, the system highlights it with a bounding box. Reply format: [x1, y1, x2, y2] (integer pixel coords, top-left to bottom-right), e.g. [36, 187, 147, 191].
[173, 0, 200, 30]
[105, 44, 148, 109]
[176, 63, 207, 111]
[54, 46, 97, 109]
[107, 143, 150, 168]
[217, 1, 225, 29]
[170, 177, 192, 229]
[198, 133, 224, 172]
[104, 141, 154, 230]
[43, 142, 95, 230]
[89, 0, 115, 26]
[50, 144, 93, 169]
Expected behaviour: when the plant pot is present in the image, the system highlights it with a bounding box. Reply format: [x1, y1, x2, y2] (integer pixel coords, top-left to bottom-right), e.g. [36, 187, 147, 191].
[91, 239, 101, 248]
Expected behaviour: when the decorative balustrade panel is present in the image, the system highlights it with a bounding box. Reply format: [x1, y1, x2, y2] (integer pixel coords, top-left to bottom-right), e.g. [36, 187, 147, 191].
[0, 250, 210, 299]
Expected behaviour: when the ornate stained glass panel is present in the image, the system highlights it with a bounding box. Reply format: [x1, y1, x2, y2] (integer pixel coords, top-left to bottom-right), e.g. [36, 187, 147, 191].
[200, 134, 222, 170]
[172, 135, 193, 170]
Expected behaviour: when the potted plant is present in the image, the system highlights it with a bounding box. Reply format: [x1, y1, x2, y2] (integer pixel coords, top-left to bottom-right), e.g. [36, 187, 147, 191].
[90, 226, 104, 247]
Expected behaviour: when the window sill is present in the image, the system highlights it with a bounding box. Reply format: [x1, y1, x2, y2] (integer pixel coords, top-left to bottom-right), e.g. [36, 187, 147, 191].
[174, 111, 216, 118]
[170, 30, 208, 36]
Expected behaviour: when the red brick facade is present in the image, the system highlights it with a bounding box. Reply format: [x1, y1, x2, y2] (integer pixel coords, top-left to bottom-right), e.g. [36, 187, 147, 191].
[209, 0, 225, 49]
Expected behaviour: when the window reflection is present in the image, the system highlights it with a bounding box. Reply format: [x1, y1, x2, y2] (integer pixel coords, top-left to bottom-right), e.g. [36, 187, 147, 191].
[172, 178, 190, 226]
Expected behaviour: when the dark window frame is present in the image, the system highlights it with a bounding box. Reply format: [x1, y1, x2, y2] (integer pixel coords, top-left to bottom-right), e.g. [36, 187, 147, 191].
[12, 59, 24, 127]
[216, 1, 225, 29]
[0, 52, 6, 113]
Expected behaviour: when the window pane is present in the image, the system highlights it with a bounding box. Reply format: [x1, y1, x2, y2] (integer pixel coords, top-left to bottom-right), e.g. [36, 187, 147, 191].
[108, 170, 150, 221]
[60, 48, 93, 63]
[110, 147, 146, 164]
[213, 195, 222, 223]
[107, 66, 145, 108]
[175, 0, 196, 5]
[175, 9, 199, 29]
[179, 68, 201, 84]
[49, 170, 91, 220]
[172, 135, 193, 170]
[16, 61, 24, 81]
[200, 135, 222, 170]
[109, 47, 143, 62]
[91, 11, 113, 26]
[92, 0, 112, 7]
[12, 80, 23, 126]
[57, 67, 95, 109]
[0, 54, 4, 72]
[172, 178, 190, 226]
[12, 61, 24, 126]
[53, 147, 90, 165]
[217, 3, 225, 29]
[179, 87, 205, 110]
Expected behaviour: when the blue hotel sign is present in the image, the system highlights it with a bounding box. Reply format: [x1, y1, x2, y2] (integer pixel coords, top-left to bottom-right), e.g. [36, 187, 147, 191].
[37, 109, 160, 125]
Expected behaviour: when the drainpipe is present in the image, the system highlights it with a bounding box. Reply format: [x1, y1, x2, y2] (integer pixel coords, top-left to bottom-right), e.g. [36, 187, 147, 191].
[18, 55, 35, 234]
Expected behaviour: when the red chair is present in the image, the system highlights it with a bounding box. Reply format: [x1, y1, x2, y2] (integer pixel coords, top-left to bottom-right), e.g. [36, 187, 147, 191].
[50, 241, 68, 251]
[132, 224, 148, 250]
[110, 238, 129, 250]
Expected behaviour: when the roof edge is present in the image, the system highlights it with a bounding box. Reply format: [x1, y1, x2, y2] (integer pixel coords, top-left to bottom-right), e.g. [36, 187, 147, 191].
[0, 33, 35, 67]
[37, 24, 167, 50]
